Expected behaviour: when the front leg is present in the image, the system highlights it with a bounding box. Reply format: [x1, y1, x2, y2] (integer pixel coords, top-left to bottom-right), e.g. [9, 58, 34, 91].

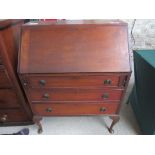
[108, 115, 120, 134]
[33, 116, 43, 134]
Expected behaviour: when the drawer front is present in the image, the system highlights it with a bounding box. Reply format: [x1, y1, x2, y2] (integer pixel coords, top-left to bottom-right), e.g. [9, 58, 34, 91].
[0, 109, 29, 123]
[23, 74, 122, 88]
[0, 66, 12, 88]
[32, 103, 119, 116]
[0, 89, 19, 108]
[0, 57, 2, 64]
[28, 88, 123, 102]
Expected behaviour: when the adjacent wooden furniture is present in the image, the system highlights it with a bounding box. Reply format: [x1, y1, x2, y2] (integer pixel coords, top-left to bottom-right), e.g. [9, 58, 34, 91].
[129, 50, 155, 135]
[0, 20, 32, 126]
[18, 20, 131, 133]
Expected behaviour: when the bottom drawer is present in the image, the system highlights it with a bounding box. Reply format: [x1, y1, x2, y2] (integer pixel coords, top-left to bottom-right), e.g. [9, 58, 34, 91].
[32, 103, 119, 116]
[0, 109, 29, 123]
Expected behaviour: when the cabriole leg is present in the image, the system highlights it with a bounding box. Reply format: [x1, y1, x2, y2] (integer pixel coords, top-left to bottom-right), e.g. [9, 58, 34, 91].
[108, 115, 120, 134]
[33, 116, 43, 134]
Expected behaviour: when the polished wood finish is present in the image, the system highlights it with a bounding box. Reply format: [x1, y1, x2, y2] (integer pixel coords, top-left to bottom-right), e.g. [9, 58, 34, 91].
[0, 57, 2, 64]
[0, 65, 12, 88]
[28, 88, 123, 102]
[32, 103, 119, 116]
[0, 89, 19, 108]
[0, 109, 29, 123]
[33, 116, 43, 133]
[0, 20, 32, 126]
[22, 74, 124, 88]
[108, 116, 120, 133]
[19, 21, 130, 73]
[18, 20, 131, 133]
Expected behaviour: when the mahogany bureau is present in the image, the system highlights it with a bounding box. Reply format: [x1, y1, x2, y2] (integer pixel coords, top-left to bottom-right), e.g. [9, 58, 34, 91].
[18, 20, 131, 134]
[0, 20, 32, 126]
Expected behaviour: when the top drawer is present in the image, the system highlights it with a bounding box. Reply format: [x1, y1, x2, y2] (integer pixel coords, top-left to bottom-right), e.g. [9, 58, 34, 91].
[22, 74, 126, 88]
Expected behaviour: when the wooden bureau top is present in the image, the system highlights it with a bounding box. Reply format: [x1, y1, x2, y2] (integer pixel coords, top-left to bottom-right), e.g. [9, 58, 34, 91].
[18, 20, 131, 73]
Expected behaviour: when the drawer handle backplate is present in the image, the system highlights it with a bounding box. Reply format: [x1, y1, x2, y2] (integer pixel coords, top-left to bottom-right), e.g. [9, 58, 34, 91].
[46, 108, 52, 112]
[39, 80, 46, 86]
[43, 93, 49, 99]
[102, 93, 109, 99]
[104, 79, 111, 85]
[0, 114, 7, 122]
[100, 107, 106, 112]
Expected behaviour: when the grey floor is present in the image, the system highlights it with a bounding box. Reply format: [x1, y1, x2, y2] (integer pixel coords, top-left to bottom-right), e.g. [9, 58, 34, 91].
[0, 71, 141, 135]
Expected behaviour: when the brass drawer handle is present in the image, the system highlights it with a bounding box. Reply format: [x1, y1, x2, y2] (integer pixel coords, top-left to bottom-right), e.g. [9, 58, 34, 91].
[104, 79, 111, 85]
[23, 82, 27, 86]
[46, 108, 52, 112]
[39, 80, 46, 86]
[0, 114, 7, 122]
[100, 107, 106, 112]
[101, 93, 109, 99]
[42, 93, 49, 99]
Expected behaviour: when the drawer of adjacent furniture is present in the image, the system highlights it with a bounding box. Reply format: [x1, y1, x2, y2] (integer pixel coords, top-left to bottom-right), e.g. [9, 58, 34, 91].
[0, 109, 29, 123]
[0, 89, 20, 108]
[28, 88, 123, 102]
[0, 65, 12, 88]
[22, 74, 123, 88]
[32, 103, 119, 116]
[0, 56, 2, 64]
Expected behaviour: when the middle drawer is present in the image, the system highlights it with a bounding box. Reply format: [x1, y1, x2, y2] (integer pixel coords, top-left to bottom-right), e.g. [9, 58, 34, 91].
[0, 89, 20, 108]
[28, 88, 123, 102]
